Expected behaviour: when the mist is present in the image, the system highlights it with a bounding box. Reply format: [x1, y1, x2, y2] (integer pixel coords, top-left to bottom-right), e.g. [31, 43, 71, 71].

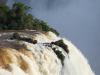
[3, 0, 100, 75]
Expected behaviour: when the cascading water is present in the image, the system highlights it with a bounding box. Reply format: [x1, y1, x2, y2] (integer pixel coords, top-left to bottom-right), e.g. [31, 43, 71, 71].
[0, 0, 97, 74]
[0, 31, 95, 75]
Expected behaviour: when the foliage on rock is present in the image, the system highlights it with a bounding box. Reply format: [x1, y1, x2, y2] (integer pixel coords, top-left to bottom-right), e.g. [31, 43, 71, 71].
[52, 47, 65, 66]
[51, 39, 69, 54]
[10, 32, 37, 44]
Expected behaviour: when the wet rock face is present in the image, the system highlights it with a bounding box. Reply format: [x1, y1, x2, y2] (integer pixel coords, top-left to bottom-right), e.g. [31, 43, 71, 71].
[0, 30, 37, 48]
[51, 39, 69, 54]
[10, 32, 37, 44]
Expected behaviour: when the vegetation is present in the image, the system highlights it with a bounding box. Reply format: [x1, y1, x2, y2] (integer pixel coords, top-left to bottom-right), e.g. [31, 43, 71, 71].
[49, 28, 59, 36]
[11, 32, 20, 39]
[10, 32, 37, 44]
[51, 39, 69, 53]
[0, 0, 59, 36]
[52, 47, 65, 66]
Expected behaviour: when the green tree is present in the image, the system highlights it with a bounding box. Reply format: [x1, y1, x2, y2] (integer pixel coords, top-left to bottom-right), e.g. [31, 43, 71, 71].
[12, 2, 32, 29]
[0, 0, 4, 6]
[0, 24, 3, 30]
[40, 20, 50, 31]
[22, 13, 34, 29]
[0, 1, 59, 36]
[0, 4, 10, 25]
[8, 21, 19, 30]
[49, 28, 59, 36]
[33, 23, 42, 31]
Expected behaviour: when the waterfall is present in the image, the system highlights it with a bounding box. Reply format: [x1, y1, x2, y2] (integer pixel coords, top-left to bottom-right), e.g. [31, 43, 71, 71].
[0, 31, 95, 75]
[1, 0, 97, 74]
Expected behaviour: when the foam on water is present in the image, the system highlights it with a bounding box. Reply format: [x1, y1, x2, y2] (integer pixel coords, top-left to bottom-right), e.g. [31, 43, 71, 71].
[0, 31, 95, 75]
[62, 38, 95, 75]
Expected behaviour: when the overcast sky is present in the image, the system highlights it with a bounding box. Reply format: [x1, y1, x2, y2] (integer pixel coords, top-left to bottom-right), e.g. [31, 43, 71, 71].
[4, 0, 100, 75]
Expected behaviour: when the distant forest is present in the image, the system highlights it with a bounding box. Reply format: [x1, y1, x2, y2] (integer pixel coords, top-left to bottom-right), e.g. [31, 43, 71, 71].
[0, 0, 59, 36]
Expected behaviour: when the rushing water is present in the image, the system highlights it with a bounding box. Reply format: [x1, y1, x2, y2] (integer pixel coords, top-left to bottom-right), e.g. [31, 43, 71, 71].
[1, 0, 97, 74]
[0, 31, 95, 75]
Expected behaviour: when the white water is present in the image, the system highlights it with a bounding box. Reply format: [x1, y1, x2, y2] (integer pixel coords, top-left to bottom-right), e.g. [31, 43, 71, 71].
[63, 38, 95, 75]
[0, 31, 95, 75]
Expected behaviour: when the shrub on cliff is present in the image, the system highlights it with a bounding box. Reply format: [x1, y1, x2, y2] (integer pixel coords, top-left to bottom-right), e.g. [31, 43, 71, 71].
[51, 39, 69, 53]
[10, 32, 20, 40]
[49, 28, 59, 36]
[10, 32, 37, 44]
[52, 47, 65, 66]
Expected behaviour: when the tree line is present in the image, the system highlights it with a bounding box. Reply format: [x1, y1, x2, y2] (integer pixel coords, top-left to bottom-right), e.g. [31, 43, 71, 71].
[0, 0, 59, 36]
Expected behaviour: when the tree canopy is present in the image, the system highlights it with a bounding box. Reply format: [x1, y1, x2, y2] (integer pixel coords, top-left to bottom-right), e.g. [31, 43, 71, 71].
[0, 0, 59, 36]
